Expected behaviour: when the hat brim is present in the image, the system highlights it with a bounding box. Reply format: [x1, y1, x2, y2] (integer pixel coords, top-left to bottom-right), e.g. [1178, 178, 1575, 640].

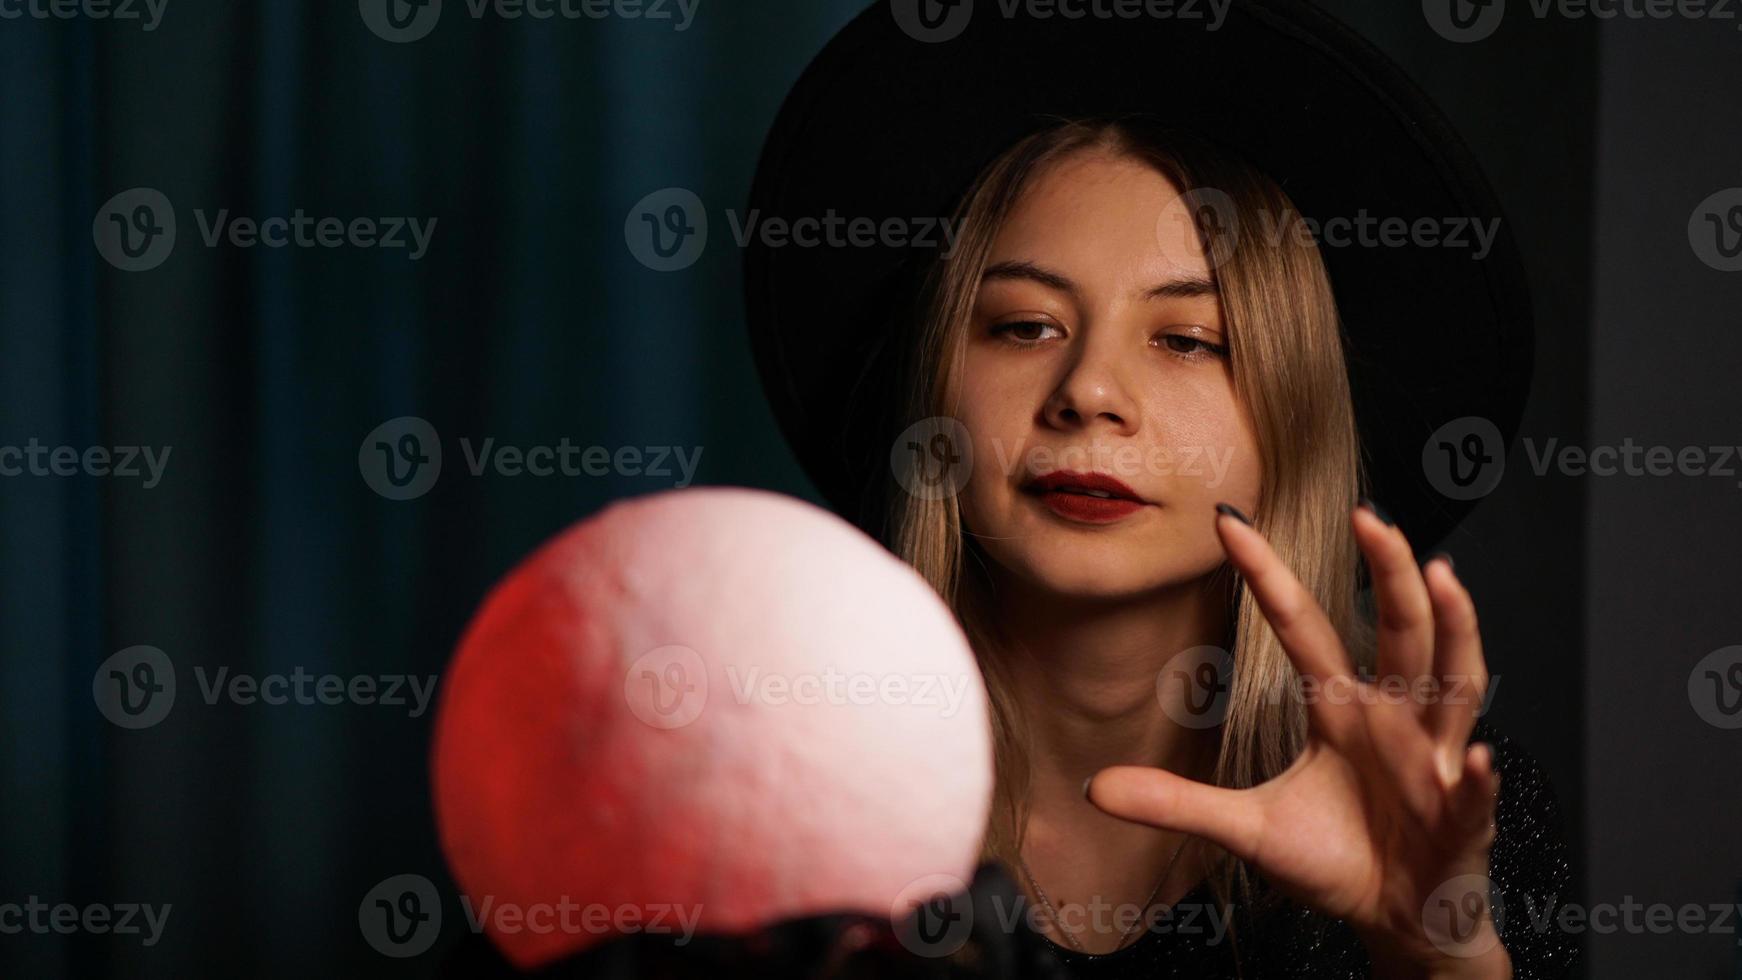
[744, 0, 1533, 555]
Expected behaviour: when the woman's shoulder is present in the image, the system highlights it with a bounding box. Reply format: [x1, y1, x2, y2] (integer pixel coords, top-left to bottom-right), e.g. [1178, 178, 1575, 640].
[1469, 714, 1552, 778]
[1464, 715, 1581, 979]
[1469, 714, 1567, 847]
[1467, 714, 1568, 873]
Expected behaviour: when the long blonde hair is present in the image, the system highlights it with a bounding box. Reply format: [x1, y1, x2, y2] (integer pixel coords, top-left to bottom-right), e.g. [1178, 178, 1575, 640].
[884, 116, 1375, 944]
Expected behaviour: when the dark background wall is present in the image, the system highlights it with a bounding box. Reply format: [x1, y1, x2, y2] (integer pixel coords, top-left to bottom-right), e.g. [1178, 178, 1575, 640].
[0, 1, 1734, 977]
[1584, 13, 1742, 979]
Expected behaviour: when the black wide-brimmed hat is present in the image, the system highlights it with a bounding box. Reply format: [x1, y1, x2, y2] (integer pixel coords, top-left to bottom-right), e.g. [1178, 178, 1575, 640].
[743, 0, 1533, 556]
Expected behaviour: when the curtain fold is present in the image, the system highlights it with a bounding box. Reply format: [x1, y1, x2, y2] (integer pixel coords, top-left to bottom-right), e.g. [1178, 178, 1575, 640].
[1, 3, 856, 976]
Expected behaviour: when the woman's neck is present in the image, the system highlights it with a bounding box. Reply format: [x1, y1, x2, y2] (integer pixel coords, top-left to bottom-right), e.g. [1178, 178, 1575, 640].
[983, 568, 1228, 798]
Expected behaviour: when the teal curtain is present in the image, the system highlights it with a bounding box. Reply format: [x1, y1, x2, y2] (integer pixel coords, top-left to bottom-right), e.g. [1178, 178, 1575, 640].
[0, 2, 859, 976]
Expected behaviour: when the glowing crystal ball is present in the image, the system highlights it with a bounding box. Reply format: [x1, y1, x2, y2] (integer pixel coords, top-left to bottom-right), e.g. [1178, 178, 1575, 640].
[431, 486, 993, 968]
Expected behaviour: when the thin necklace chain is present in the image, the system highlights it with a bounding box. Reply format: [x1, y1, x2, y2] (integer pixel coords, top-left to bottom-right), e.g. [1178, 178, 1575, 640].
[1018, 834, 1190, 955]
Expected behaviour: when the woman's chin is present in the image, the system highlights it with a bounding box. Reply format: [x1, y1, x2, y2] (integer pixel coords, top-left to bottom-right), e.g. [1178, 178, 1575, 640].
[1002, 557, 1203, 604]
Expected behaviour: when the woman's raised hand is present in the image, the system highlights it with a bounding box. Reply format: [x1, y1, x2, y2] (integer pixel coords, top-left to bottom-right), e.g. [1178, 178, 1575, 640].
[1087, 503, 1511, 979]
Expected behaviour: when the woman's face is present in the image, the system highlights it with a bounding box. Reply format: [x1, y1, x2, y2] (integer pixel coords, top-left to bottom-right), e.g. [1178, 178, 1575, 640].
[952, 148, 1262, 600]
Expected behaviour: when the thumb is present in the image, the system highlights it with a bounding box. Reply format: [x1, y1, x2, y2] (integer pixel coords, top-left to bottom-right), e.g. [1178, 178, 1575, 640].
[1087, 766, 1264, 863]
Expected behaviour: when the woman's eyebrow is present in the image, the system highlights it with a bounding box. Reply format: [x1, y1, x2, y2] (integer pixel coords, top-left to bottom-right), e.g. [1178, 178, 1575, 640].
[982, 259, 1075, 294]
[1144, 273, 1219, 300]
[980, 260, 1218, 301]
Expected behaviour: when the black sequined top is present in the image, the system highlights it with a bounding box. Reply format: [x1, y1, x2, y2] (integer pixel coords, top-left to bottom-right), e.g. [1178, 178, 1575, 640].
[1010, 717, 1580, 979]
[441, 717, 1579, 979]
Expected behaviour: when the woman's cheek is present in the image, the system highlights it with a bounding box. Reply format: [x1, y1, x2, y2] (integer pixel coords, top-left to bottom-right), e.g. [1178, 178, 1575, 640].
[960, 417, 1017, 532]
[954, 375, 1021, 513]
[1159, 395, 1261, 510]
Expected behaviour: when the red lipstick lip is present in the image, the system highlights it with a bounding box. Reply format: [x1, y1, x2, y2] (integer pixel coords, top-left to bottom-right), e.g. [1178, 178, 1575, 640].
[1021, 470, 1147, 503]
[1020, 470, 1153, 525]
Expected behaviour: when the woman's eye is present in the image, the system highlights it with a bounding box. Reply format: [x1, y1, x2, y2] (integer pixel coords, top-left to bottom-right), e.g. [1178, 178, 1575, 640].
[989, 320, 1063, 344]
[1157, 334, 1229, 359]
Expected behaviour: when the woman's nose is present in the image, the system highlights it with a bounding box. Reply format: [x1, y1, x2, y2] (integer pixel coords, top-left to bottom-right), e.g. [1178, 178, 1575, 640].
[1041, 338, 1141, 434]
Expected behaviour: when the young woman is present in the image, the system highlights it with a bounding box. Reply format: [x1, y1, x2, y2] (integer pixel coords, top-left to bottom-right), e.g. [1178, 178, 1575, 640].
[881, 114, 1572, 978]
[743, 4, 1576, 977]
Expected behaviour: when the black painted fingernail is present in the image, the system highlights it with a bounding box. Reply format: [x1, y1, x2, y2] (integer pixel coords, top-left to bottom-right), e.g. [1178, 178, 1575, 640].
[1082, 775, 1094, 800]
[1214, 503, 1252, 526]
[1358, 497, 1394, 526]
[1428, 550, 1455, 572]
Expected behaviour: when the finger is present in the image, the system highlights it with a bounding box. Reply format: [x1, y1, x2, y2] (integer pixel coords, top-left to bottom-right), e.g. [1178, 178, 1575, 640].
[1446, 743, 1502, 846]
[1087, 766, 1265, 863]
[1423, 556, 1489, 746]
[1215, 506, 1358, 735]
[1354, 502, 1435, 699]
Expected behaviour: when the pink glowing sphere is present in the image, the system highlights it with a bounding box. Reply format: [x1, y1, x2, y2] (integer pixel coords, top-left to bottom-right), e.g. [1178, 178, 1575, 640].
[431, 486, 993, 968]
